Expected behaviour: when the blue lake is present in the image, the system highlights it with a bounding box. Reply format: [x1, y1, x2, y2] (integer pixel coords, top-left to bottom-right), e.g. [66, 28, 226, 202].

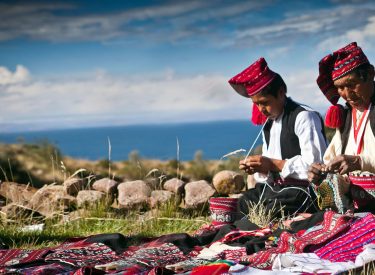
[0, 120, 262, 161]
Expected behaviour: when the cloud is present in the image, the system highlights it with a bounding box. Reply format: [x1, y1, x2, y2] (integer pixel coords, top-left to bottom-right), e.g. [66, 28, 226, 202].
[0, 63, 337, 132]
[1, 0, 374, 50]
[317, 15, 375, 50]
[0, 65, 253, 131]
[0, 65, 30, 85]
[0, 1, 271, 43]
[233, 3, 375, 48]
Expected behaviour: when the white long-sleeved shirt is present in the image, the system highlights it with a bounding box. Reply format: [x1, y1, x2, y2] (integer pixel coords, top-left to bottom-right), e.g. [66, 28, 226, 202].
[323, 108, 375, 173]
[254, 106, 327, 183]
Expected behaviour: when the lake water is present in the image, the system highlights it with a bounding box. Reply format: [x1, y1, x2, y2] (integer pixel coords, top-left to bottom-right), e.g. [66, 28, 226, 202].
[0, 120, 262, 161]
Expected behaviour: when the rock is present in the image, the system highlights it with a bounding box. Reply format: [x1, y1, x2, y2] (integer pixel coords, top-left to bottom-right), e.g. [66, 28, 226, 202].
[163, 178, 185, 195]
[92, 178, 118, 195]
[63, 177, 89, 196]
[149, 190, 174, 208]
[184, 180, 216, 209]
[1, 203, 44, 221]
[145, 177, 163, 190]
[0, 182, 38, 206]
[117, 180, 151, 209]
[28, 185, 76, 217]
[212, 170, 245, 195]
[76, 190, 106, 208]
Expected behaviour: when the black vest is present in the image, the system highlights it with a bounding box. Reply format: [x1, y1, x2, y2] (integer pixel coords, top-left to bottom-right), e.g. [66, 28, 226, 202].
[340, 90, 375, 154]
[264, 97, 326, 159]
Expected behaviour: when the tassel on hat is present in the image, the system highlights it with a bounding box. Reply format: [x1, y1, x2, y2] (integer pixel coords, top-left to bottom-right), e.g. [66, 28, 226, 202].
[317, 42, 369, 129]
[325, 104, 344, 128]
[251, 104, 267, 125]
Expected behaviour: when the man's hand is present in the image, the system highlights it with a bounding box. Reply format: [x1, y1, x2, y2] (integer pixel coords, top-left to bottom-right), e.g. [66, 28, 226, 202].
[326, 154, 361, 175]
[307, 162, 326, 184]
[239, 155, 285, 175]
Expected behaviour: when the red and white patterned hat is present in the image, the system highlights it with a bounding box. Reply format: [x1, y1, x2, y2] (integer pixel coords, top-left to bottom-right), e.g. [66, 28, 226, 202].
[316, 42, 370, 128]
[317, 42, 369, 105]
[228, 57, 276, 98]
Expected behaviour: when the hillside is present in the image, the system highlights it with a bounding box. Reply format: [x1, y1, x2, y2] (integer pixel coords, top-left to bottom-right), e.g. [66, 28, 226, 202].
[0, 142, 245, 188]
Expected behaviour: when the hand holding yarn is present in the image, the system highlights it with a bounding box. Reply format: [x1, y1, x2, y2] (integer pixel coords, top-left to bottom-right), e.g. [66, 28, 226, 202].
[307, 162, 328, 184]
[239, 155, 284, 175]
[326, 155, 361, 175]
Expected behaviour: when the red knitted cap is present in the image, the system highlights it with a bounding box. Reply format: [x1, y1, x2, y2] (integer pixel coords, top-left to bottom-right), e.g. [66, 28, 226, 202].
[317, 42, 369, 105]
[228, 57, 276, 98]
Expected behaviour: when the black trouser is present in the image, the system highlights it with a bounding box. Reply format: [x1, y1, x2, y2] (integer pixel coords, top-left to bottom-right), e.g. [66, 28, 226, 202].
[238, 182, 318, 219]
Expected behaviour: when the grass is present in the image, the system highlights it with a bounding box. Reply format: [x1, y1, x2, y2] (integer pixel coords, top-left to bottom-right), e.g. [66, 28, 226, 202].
[0, 197, 209, 249]
[0, 141, 374, 274]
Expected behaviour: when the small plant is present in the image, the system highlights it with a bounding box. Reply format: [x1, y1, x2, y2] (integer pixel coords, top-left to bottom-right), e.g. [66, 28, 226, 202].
[245, 200, 282, 228]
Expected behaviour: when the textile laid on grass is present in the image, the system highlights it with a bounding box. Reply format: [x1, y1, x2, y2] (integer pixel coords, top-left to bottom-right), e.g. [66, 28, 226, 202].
[1, 211, 375, 274]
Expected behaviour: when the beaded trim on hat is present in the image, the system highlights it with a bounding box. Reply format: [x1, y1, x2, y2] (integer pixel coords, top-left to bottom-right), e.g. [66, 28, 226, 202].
[332, 57, 367, 81]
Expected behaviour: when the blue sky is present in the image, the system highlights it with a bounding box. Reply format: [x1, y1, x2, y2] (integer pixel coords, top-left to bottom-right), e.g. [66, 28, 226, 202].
[0, 0, 374, 132]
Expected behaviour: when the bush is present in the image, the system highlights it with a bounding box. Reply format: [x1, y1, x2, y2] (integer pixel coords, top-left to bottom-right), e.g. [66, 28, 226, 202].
[186, 150, 212, 181]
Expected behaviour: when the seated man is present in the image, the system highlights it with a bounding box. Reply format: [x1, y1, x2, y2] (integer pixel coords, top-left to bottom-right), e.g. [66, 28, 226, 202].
[308, 42, 375, 213]
[228, 57, 327, 218]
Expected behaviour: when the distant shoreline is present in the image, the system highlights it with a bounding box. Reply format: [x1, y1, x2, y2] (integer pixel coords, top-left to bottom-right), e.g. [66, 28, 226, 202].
[0, 120, 260, 161]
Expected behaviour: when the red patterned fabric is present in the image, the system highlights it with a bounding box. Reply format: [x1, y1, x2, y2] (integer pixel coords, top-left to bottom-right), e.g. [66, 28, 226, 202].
[2, 262, 76, 275]
[221, 247, 247, 261]
[214, 228, 272, 244]
[349, 173, 375, 208]
[191, 262, 231, 274]
[0, 248, 50, 266]
[317, 42, 369, 105]
[209, 197, 239, 227]
[240, 211, 352, 270]
[315, 213, 375, 262]
[45, 242, 120, 267]
[228, 57, 276, 98]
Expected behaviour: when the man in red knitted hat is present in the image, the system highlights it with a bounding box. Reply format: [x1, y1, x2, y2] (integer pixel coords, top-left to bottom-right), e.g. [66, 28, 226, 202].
[229, 57, 327, 218]
[308, 42, 375, 213]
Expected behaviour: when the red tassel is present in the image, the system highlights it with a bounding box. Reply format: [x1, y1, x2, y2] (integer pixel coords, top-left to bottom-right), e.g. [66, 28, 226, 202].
[325, 104, 344, 128]
[251, 104, 267, 125]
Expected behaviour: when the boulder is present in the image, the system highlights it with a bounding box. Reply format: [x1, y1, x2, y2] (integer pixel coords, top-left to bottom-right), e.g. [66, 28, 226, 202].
[144, 177, 163, 190]
[76, 190, 106, 208]
[28, 185, 76, 217]
[0, 182, 38, 206]
[63, 177, 89, 196]
[163, 178, 185, 195]
[149, 190, 174, 208]
[1, 203, 44, 221]
[212, 170, 245, 195]
[184, 180, 216, 209]
[92, 178, 118, 195]
[117, 180, 151, 209]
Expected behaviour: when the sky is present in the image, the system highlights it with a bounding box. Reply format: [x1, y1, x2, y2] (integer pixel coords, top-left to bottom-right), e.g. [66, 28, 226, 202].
[0, 0, 374, 132]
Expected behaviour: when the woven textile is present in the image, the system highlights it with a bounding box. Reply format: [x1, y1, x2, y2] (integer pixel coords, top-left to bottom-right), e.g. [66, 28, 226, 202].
[95, 242, 186, 272]
[0, 248, 50, 266]
[315, 213, 375, 262]
[349, 171, 375, 209]
[3, 263, 77, 275]
[316, 42, 369, 105]
[313, 173, 348, 214]
[209, 197, 240, 227]
[228, 57, 276, 98]
[240, 211, 352, 270]
[45, 242, 119, 267]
